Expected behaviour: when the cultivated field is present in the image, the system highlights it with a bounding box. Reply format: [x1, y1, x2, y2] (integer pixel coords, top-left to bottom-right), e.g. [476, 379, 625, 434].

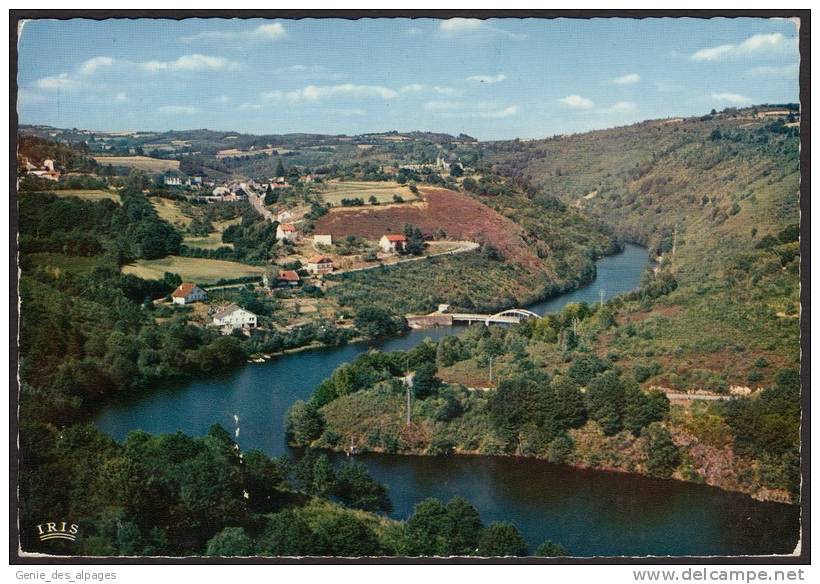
[28, 189, 121, 203]
[320, 180, 418, 206]
[93, 155, 180, 172]
[315, 187, 538, 267]
[150, 197, 191, 228]
[122, 256, 266, 284]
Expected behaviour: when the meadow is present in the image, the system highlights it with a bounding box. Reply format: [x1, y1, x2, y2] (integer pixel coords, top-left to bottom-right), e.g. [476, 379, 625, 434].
[122, 255, 266, 284]
[93, 155, 180, 172]
[320, 180, 418, 206]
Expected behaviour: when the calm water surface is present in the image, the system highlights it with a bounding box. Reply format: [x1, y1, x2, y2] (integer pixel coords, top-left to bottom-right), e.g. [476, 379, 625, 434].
[93, 244, 799, 556]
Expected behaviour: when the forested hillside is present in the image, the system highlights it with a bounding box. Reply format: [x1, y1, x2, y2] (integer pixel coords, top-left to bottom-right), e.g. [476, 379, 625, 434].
[294, 107, 803, 503]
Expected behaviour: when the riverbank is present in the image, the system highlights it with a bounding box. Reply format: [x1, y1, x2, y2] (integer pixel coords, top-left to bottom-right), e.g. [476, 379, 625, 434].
[311, 412, 794, 505]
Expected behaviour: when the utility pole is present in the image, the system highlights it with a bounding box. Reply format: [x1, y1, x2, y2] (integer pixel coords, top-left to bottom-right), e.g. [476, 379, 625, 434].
[405, 354, 411, 426]
[489, 356, 494, 384]
[599, 289, 605, 308]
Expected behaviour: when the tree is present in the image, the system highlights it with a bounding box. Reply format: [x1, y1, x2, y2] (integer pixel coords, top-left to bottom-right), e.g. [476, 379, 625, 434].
[550, 375, 587, 429]
[313, 514, 383, 557]
[205, 527, 254, 556]
[643, 424, 681, 478]
[445, 497, 484, 555]
[285, 400, 325, 447]
[333, 461, 392, 512]
[275, 158, 285, 178]
[535, 540, 569, 557]
[585, 371, 625, 435]
[401, 498, 452, 556]
[436, 335, 465, 368]
[241, 449, 285, 511]
[477, 522, 528, 557]
[354, 306, 404, 338]
[256, 509, 319, 556]
[546, 434, 574, 464]
[449, 163, 463, 177]
[413, 362, 441, 399]
[623, 387, 669, 436]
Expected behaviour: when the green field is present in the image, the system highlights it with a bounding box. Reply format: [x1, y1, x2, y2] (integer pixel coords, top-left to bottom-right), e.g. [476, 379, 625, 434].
[93, 155, 180, 172]
[28, 189, 121, 203]
[122, 256, 266, 284]
[321, 180, 418, 206]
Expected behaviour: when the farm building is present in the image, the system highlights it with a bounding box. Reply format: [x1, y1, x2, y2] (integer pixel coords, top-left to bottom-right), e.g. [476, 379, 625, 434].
[380, 234, 408, 253]
[306, 255, 334, 275]
[277, 270, 301, 288]
[313, 234, 333, 246]
[212, 304, 258, 331]
[277, 224, 299, 242]
[171, 282, 208, 305]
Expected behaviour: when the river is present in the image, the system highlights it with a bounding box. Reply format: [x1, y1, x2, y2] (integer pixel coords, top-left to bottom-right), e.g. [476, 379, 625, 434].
[93, 244, 799, 556]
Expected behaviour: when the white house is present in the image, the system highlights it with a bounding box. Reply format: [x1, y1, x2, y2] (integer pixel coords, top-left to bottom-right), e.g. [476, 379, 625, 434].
[164, 176, 183, 186]
[379, 234, 407, 254]
[171, 282, 208, 305]
[306, 255, 334, 275]
[277, 223, 299, 242]
[212, 304, 258, 331]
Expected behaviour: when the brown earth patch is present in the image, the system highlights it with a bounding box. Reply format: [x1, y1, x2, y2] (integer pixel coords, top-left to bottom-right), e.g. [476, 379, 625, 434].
[314, 187, 542, 268]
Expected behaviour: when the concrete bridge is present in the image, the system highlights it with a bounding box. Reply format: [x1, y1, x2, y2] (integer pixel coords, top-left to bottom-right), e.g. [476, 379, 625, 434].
[451, 308, 541, 326]
[407, 308, 541, 329]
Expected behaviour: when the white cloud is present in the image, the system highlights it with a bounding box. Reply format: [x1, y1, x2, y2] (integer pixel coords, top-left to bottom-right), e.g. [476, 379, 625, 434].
[559, 95, 594, 109]
[400, 83, 425, 93]
[183, 22, 287, 43]
[405, 27, 423, 36]
[598, 101, 638, 113]
[608, 73, 640, 85]
[439, 18, 484, 33]
[433, 86, 459, 95]
[17, 88, 49, 104]
[691, 32, 795, 61]
[158, 105, 201, 114]
[216, 95, 231, 104]
[33, 73, 77, 91]
[334, 108, 366, 116]
[478, 105, 519, 119]
[467, 73, 506, 84]
[438, 18, 524, 39]
[140, 54, 240, 73]
[711, 92, 753, 104]
[79, 56, 115, 76]
[262, 83, 399, 102]
[238, 102, 262, 112]
[114, 91, 127, 102]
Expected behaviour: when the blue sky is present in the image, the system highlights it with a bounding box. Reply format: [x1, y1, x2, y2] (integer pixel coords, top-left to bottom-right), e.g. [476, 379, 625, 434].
[17, 17, 800, 140]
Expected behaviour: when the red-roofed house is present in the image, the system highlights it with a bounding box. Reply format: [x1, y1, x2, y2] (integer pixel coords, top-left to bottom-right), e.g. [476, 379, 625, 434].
[277, 223, 299, 242]
[171, 282, 208, 305]
[306, 256, 334, 275]
[277, 270, 301, 288]
[379, 233, 408, 253]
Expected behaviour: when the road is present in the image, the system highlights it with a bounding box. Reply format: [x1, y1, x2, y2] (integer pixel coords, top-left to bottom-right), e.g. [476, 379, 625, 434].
[335, 241, 480, 275]
[248, 193, 275, 222]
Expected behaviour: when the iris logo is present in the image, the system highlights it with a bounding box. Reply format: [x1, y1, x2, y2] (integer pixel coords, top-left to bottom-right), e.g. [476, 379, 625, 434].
[36, 522, 79, 542]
